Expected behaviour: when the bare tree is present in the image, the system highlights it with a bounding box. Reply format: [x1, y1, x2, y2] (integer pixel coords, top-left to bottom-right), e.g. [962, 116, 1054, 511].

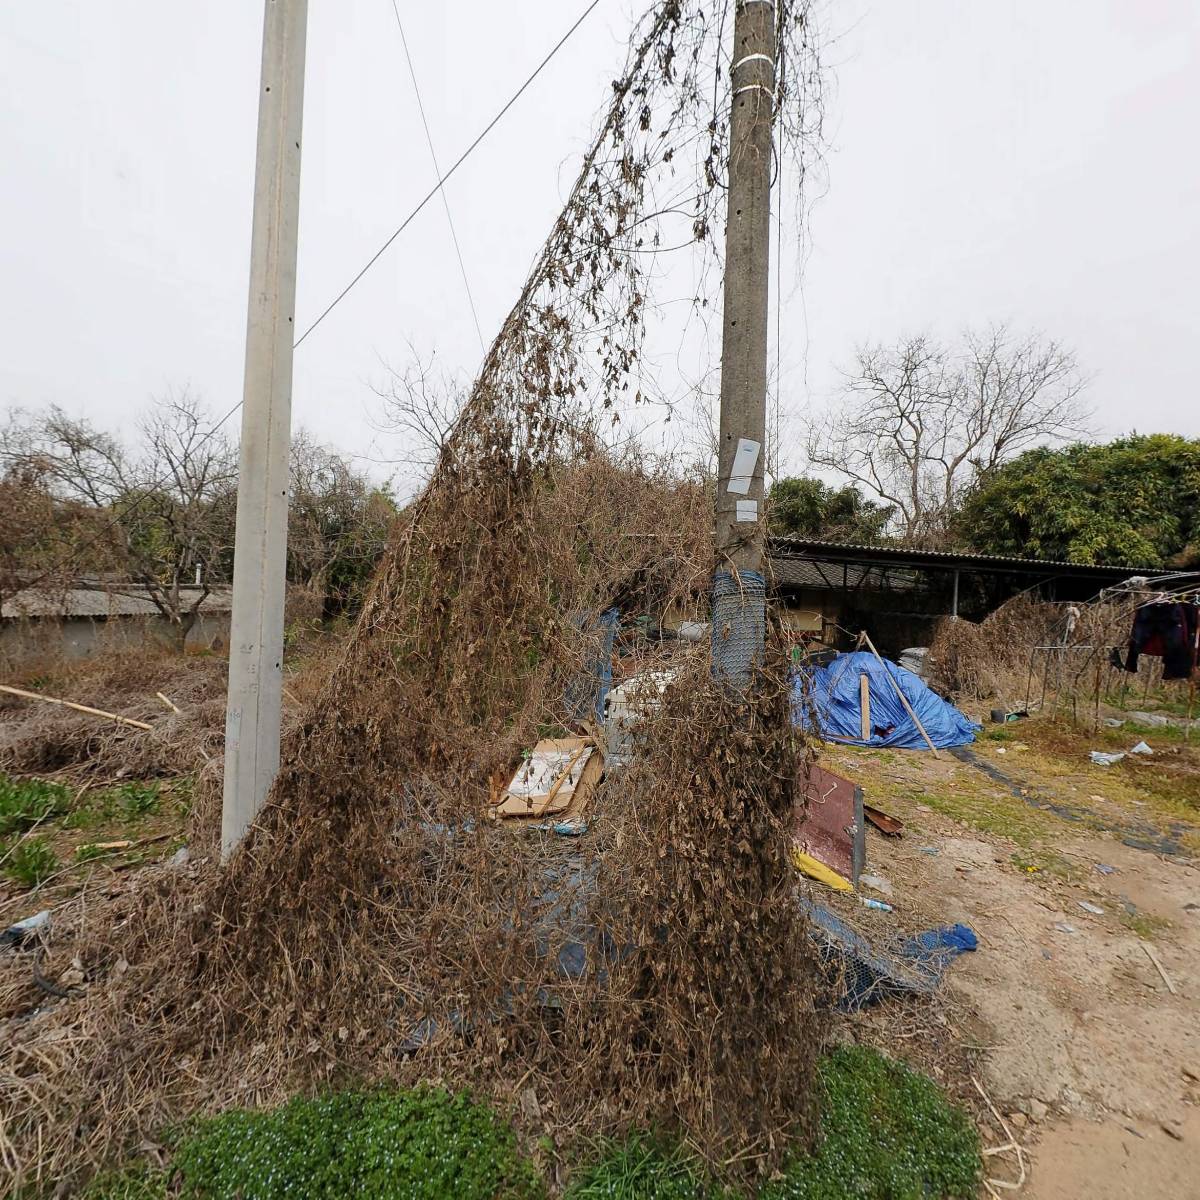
[370, 347, 466, 487]
[1, 394, 237, 649]
[806, 325, 1090, 545]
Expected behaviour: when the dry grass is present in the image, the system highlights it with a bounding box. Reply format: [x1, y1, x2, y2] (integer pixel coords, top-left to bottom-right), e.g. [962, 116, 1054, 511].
[0, 647, 227, 782]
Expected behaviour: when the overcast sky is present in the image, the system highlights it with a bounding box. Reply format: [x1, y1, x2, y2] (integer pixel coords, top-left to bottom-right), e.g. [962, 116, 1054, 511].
[2, 1, 1197, 492]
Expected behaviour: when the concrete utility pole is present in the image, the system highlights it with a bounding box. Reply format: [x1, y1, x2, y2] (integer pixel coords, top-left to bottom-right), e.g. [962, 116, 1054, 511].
[222, 0, 308, 860]
[711, 0, 777, 682]
[715, 0, 777, 574]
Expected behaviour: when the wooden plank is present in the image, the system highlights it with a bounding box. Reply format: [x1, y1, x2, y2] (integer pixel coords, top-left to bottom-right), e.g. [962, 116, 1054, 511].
[538, 742, 589, 812]
[859, 674, 871, 742]
[1142, 942, 1177, 995]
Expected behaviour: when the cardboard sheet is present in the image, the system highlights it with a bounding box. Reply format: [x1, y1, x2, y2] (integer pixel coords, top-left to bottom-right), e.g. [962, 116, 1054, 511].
[493, 737, 603, 820]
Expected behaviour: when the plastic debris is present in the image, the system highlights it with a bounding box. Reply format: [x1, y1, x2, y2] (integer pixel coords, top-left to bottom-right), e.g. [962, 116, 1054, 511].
[1094, 863, 1116, 876]
[858, 896, 894, 913]
[800, 901, 976, 1011]
[1054, 922, 1079, 934]
[523, 817, 589, 837]
[859, 873, 894, 898]
[1127, 711, 1170, 728]
[793, 650, 978, 750]
[791, 848, 853, 892]
[1, 909, 50, 947]
[1103, 718, 1125, 728]
[918, 846, 940, 856]
[991, 707, 1028, 724]
[1130, 740, 1153, 756]
[1078, 901, 1105, 915]
[1090, 750, 1126, 766]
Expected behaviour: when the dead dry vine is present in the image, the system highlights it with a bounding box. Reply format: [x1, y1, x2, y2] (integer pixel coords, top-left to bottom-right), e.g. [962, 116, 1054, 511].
[0, 2, 828, 1189]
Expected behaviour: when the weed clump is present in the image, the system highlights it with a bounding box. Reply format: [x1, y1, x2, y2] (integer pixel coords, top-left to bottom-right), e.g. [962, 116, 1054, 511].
[0, 2, 829, 1189]
[0, 772, 70, 834]
[3, 834, 59, 888]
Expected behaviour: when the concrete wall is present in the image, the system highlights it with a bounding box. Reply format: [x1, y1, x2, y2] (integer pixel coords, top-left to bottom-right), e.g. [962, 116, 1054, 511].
[780, 588, 843, 645]
[0, 612, 231, 669]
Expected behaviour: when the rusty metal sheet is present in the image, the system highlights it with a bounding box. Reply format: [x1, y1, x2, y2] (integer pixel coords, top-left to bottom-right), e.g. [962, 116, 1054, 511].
[795, 763, 864, 887]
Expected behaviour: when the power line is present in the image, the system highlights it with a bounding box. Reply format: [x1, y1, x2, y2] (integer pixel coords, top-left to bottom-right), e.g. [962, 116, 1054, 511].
[388, 0, 485, 353]
[293, 0, 601, 350]
[9, 1, 602, 593]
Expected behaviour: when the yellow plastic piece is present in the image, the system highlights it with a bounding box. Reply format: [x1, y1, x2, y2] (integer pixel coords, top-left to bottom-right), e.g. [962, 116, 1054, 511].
[790, 847, 854, 892]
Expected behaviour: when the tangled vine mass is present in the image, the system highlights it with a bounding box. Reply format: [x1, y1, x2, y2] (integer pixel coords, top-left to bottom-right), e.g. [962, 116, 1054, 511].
[0, 2, 828, 1188]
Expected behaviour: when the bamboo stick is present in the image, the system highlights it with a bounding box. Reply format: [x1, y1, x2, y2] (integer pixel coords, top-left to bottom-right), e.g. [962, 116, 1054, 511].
[860, 632, 940, 757]
[0, 684, 153, 730]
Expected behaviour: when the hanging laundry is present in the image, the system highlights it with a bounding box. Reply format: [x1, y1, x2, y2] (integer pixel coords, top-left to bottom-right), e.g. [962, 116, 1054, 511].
[1123, 602, 1199, 681]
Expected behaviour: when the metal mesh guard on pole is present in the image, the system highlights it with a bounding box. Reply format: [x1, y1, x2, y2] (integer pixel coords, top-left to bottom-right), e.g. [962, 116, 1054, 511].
[711, 570, 766, 687]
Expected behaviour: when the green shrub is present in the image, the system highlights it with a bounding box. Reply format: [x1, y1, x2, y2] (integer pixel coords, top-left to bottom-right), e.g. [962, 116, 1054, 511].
[565, 1135, 713, 1200]
[76, 842, 116, 864]
[65, 781, 162, 829]
[4, 836, 60, 888]
[62, 802, 104, 830]
[172, 1086, 545, 1200]
[0, 773, 71, 834]
[568, 1048, 980, 1200]
[108, 781, 162, 820]
[764, 1046, 981, 1200]
[78, 1053, 980, 1200]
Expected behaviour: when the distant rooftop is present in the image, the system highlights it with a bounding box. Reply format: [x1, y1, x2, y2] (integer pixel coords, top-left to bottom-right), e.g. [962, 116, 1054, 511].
[768, 537, 1165, 582]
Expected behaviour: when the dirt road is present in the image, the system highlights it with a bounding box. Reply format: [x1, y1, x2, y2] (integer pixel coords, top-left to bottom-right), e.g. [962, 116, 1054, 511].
[822, 720, 1200, 1199]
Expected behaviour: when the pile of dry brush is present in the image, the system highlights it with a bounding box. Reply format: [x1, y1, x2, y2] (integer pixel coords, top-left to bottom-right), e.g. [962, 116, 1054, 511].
[1, 2, 829, 1189]
[928, 593, 1140, 709]
[0, 648, 228, 783]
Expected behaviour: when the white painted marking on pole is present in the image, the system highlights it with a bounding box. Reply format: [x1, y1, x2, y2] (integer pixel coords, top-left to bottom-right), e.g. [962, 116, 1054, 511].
[732, 84, 776, 102]
[726, 438, 761, 495]
[736, 500, 759, 522]
[732, 53, 775, 72]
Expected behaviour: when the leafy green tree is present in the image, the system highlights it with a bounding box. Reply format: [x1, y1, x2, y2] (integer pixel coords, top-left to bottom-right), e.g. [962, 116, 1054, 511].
[767, 476, 894, 542]
[956, 434, 1200, 566]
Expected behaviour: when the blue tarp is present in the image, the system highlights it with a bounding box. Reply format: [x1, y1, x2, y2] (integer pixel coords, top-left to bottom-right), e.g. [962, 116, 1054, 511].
[793, 650, 978, 750]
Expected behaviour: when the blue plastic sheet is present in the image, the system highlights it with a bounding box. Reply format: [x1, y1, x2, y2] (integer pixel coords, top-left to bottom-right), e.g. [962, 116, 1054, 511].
[563, 607, 620, 725]
[793, 651, 979, 750]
